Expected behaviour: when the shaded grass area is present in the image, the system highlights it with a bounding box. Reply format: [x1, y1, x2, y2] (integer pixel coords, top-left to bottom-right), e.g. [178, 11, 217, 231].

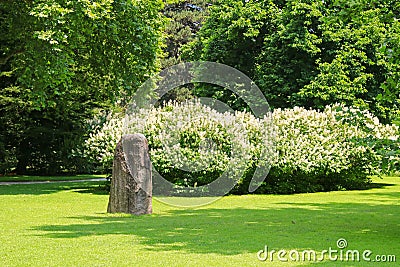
[0, 181, 110, 196]
[0, 174, 106, 183]
[0, 177, 398, 266]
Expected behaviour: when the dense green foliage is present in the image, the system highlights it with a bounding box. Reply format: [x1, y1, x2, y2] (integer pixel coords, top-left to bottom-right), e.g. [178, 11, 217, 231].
[162, 0, 210, 68]
[160, 0, 212, 102]
[182, 0, 275, 109]
[0, 0, 164, 174]
[80, 101, 398, 194]
[183, 0, 400, 123]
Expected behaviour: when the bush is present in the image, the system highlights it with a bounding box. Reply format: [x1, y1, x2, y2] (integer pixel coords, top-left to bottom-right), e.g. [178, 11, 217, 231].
[333, 105, 400, 175]
[71, 111, 123, 174]
[0, 145, 17, 175]
[261, 105, 398, 194]
[125, 101, 273, 194]
[77, 101, 399, 194]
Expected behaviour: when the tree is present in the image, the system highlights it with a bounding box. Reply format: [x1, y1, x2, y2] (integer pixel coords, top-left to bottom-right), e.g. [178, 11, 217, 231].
[181, 0, 279, 109]
[159, 0, 212, 102]
[162, 0, 211, 68]
[378, 16, 400, 126]
[184, 0, 400, 123]
[0, 0, 164, 174]
[261, 0, 400, 123]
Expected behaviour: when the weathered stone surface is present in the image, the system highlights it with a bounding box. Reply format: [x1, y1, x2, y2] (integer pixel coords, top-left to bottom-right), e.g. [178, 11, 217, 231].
[107, 134, 152, 215]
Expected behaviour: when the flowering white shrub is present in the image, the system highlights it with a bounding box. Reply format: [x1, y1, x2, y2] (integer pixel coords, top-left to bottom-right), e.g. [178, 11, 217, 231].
[331, 105, 399, 174]
[77, 101, 399, 193]
[124, 100, 274, 190]
[272, 105, 398, 175]
[71, 112, 123, 172]
[266, 105, 399, 193]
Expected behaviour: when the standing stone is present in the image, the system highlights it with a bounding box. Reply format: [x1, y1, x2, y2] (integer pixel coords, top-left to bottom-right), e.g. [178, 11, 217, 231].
[107, 134, 152, 215]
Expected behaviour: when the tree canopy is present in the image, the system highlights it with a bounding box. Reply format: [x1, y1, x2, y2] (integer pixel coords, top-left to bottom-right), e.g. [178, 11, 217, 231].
[183, 0, 400, 124]
[0, 0, 164, 174]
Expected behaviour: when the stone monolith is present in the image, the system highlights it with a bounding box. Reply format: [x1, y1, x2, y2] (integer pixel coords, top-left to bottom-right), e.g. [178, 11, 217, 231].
[107, 134, 152, 215]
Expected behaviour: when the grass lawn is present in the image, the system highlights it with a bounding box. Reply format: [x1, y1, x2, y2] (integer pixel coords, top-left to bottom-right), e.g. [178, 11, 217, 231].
[0, 177, 398, 266]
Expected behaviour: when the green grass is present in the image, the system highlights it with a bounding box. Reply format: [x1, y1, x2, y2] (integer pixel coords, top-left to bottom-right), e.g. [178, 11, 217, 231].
[0, 177, 398, 266]
[0, 174, 106, 183]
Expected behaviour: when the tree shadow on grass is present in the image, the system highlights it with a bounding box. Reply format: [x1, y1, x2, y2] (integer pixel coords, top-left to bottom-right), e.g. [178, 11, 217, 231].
[30, 202, 400, 257]
[357, 191, 400, 199]
[365, 182, 397, 189]
[0, 181, 106, 195]
[1, 179, 395, 196]
[72, 182, 110, 195]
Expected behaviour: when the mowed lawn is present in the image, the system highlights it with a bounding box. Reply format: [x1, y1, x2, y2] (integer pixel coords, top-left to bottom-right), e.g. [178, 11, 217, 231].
[0, 177, 398, 266]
